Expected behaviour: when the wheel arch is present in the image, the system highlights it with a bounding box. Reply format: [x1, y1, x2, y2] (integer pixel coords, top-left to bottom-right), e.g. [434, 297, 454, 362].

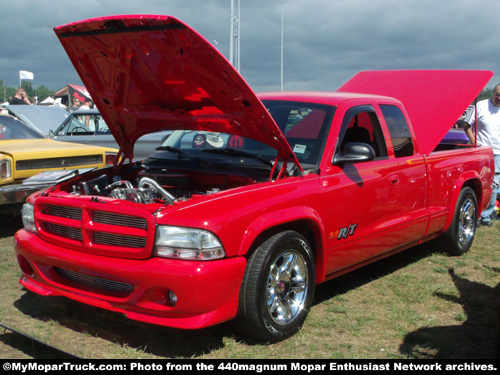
[239, 211, 327, 284]
[443, 175, 482, 232]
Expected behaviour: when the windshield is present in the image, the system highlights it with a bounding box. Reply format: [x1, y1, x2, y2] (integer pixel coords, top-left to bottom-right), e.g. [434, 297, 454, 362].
[54, 113, 111, 135]
[156, 100, 334, 169]
[0, 116, 44, 140]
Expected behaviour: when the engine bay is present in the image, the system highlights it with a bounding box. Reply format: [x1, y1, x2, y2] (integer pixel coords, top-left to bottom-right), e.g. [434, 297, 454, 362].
[63, 164, 259, 205]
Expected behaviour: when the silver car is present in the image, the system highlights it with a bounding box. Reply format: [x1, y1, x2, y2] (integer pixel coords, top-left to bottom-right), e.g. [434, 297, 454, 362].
[52, 109, 171, 160]
[1, 105, 70, 136]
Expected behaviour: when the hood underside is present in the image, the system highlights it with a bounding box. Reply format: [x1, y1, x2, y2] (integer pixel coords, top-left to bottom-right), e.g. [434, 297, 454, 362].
[54, 15, 299, 165]
[338, 70, 493, 155]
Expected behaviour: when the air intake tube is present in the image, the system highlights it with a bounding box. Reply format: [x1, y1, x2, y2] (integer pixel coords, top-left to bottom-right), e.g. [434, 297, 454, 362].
[138, 177, 176, 204]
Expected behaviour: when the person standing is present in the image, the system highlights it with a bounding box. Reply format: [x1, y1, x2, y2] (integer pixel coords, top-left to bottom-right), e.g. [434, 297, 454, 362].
[9, 88, 31, 105]
[464, 84, 500, 226]
[79, 98, 93, 129]
[70, 98, 81, 112]
[79, 98, 92, 111]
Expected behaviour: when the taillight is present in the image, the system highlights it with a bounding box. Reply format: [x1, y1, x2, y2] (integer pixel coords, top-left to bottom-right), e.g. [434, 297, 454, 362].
[105, 152, 117, 165]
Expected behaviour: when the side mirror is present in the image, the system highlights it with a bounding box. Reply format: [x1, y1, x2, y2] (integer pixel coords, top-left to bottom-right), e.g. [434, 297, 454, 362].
[333, 142, 376, 166]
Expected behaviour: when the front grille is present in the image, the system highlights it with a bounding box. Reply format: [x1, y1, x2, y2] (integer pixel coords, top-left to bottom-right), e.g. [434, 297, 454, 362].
[54, 267, 134, 294]
[36, 198, 153, 259]
[16, 155, 103, 170]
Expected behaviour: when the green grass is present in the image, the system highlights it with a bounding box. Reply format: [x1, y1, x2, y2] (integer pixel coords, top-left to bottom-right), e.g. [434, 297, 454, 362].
[1, 218, 499, 359]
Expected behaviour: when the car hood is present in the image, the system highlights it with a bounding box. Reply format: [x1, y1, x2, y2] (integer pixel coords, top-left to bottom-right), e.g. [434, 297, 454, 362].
[3, 105, 69, 136]
[54, 15, 299, 166]
[1, 139, 115, 158]
[337, 70, 493, 155]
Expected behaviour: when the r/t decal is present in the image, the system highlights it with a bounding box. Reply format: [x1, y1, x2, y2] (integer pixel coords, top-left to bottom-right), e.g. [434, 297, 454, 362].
[331, 223, 358, 240]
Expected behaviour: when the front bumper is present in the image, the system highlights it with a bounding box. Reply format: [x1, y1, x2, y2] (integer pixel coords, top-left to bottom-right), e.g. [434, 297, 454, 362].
[15, 229, 247, 329]
[0, 183, 51, 206]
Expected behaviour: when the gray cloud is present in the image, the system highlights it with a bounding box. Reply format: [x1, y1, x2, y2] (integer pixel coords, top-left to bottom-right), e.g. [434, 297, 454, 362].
[1, 0, 498, 95]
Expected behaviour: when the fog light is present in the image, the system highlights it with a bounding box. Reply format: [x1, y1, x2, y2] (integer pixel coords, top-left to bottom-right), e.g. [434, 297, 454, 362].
[168, 291, 177, 306]
[17, 255, 35, 277]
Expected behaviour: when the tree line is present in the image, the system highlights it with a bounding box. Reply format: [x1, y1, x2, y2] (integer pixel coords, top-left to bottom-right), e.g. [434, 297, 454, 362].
[0, 80, 497, 105]
[477, 87, 495, 101]
[1, 81, 56, 104]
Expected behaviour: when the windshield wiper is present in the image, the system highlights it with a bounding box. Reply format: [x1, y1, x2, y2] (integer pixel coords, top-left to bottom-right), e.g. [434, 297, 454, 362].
[202, 148, 273, 169]
[155, 146, 200, 162]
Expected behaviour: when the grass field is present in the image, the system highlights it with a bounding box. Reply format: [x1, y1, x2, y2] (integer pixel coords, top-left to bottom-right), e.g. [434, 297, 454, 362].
[1, 216, 498, 359]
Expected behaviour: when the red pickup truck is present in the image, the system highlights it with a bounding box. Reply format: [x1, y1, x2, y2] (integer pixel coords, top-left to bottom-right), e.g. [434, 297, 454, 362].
[14, 15, 494, 342]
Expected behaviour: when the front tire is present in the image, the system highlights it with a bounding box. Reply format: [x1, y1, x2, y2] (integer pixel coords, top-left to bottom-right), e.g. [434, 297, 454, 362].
[441, 187, 478, 256]
[237, 230, 315, 342]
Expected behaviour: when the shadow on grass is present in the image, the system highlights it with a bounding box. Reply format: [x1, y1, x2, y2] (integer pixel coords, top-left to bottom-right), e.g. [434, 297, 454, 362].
[313, 242, 438, 305]
[10, 243, 440, 358]
[0, 329, 78, 359]
[13, 290, 236, 358]
[399, 268, 500, 359]
[0, 215, 23, 239]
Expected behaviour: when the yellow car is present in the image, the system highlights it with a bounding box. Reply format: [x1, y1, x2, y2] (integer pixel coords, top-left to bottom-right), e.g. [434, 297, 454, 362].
[1, 114, 118, 214]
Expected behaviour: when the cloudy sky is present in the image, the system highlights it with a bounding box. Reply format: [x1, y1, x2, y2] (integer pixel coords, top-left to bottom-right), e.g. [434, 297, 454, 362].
[1, 0, 499, 96]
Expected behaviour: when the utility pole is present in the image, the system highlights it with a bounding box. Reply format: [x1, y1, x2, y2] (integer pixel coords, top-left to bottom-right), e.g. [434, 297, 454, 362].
[237, 0, 241, 72]
[229, 0, 240, 72]
[281, 0, 284, 91]
[229, 0, 234, 66]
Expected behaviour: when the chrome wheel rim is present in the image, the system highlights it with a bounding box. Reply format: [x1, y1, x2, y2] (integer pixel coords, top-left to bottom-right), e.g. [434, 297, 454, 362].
[458, 197, 476, 246]
[266, 248, 309, 326]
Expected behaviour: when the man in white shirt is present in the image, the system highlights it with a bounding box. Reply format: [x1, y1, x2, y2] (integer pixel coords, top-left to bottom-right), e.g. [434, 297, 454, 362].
[79, 98, 92, 130]
[465, 84, 500, 226]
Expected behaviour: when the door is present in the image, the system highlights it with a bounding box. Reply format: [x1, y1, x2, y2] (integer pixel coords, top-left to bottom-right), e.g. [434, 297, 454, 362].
[379, 104, 428, 242]
[321, 105, 415, 274]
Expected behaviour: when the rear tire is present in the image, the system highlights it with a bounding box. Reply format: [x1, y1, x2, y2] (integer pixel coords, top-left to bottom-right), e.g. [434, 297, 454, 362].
[236, 230, 315, 342]
[441, 187, 478, 256]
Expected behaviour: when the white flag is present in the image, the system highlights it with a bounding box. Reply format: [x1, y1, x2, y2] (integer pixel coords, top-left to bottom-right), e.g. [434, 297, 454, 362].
[19, 70, 34, 80]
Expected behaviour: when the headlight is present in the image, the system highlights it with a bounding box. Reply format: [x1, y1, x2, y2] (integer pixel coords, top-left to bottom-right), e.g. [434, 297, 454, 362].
[22, 203, 37, 233]
[155, 226, 225, 260]
[1, 159, 12, 179]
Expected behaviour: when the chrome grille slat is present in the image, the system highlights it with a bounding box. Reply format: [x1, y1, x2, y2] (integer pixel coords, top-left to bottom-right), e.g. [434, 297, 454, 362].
[44, 205, 82, 220]
[93, 232, 147, 248]
[44, 222, 82, 241]
[93, 211, 147, 229]
[55, 267, 134, 294]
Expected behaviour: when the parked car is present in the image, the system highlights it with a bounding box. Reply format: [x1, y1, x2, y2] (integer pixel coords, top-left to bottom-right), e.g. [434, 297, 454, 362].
[0, 114, 118, 215]
[441, 128, 470, 145]
[1, 104, 70, 136]
[14, 15, 494, 343]
[52, 109, 171, 160]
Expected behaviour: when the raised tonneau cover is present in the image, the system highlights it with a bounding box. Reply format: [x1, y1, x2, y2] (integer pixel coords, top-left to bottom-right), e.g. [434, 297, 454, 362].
[338, 70, 493, 155]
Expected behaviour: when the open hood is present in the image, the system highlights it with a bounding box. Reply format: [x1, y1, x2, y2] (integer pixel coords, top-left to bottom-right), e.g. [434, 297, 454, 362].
[54, 15, 299, 166]
[338, 70, 493, 155]
[4, 105, 69, 136]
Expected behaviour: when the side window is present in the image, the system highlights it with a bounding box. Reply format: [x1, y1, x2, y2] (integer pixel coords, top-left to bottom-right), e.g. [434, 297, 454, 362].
[339, 106, 387, 158]
[95, 116, 110, 134]
[380, 105, 414, 157]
